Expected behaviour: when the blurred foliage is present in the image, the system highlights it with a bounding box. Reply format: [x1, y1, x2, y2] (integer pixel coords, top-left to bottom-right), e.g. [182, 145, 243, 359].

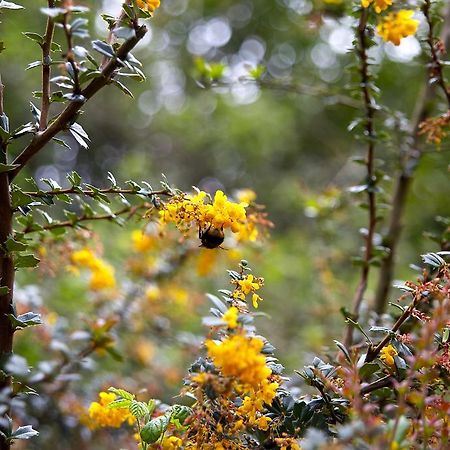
[0, 0, 449, 448]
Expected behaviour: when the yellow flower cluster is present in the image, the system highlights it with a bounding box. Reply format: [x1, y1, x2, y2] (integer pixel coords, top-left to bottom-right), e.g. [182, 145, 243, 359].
[131, 229, 156, 252]
[232, 274, 264, 308]
[71, 248, 116, 291]
[206, 335, 270, 385]
[205, 334, 278, 429]
[222, 306, 239, 329]
[162, 435, 183, 449]
[161, 190, 247, 234]
[376, 10, 419, 45]
[88, 392, 134, 429]
[136, 0, 161, 13]
[380, 344, 398, 366]
[361, 0, 392, 14]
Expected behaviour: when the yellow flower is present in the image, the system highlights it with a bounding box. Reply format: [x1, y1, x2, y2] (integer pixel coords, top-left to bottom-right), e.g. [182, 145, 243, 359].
[376, 10, 419, 46]
[252, 293, 262, 309]
[162, 436, 183, 450]
[205, 335, 272, 387]
[254, 416, 271, 431]
[88, 392, 134, 429]
[160, 190, 249, 241]
[361, 0, 392, 14]
[89, 260, 116, 291]
[238, 274, 261, 295]
[71, 248, 96, 268]
[71, 248, 116, 291]
[136, 0, 161, 13]
[131, 230, 155, 252]
[235, 188, 256, 205]
[222, 306, 239, 329]
[380, 344, 398, 366]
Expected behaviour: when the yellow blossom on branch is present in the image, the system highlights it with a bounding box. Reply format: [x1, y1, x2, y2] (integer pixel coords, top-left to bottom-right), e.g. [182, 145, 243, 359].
[136, 0, 161, 13]
[380, 344, 398, 366]
[88, 392, 134, 429]
[131, 229, 156, 252]
[232, 274, 264, 308]
[205, 335, 271, 387]
[222, 306, 239, 329]
[361, 0, 392, 14]
[71, 248, 116, 291]
[376, 10, 419, 45]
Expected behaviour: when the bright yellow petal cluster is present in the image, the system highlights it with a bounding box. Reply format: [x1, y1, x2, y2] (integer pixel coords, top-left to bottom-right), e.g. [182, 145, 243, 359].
[162, 436, 183, 449]
[376, 10, 419, 45]
[136, 0, 161, 13]
[88, 392, 134, 429]
[71, 248, 116, 291]
[361, 0, 392, 14]
[131, 230, 156, 252]
[160, 190, 248, 235]
[380, 344, 398, 366]
[202, 191, 247, 232]
[205, 335, 271, 387]
[222, 306, 239, 329]
[232, 274, 264, 308]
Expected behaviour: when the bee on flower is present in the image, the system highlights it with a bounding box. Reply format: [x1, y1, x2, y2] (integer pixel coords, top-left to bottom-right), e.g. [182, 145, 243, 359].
[159, 189, 249, 248]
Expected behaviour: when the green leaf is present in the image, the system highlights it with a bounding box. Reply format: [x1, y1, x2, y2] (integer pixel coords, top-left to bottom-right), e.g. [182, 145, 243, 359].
[108, 387, 135, 401]
[8, 311, 42, 330]
[112, 80, 134, 98]
[5, 238, 28, 252]
[92, 40, 115, 58]
[0, 163, 18, 173]
[11, 189, 34, 208]
[0, 1, 24, 10]
[14, 254, 40, 269]
[129, 400, 149, 418]
[40, 7, 66, 18]
[0, 286, 10, 295]
[22, 32, 43, 46]
[358, 362, 379, 379]
[107, 398, 132, 409]
[140, 414, 170, 445]
[9, 425, 39, 441]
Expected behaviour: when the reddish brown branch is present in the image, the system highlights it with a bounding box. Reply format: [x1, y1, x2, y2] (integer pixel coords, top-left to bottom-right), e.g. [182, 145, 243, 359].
[344, 8, 377, 347]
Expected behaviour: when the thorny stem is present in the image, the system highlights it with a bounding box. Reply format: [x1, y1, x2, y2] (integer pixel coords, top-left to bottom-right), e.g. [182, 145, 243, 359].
[360, 374, 393, 396]
[8, 24, 148, 181]
[22, 186, 171, 199]
[39, 0, 56, 130]
[374, 1, 450, 314]
[344, 7, 377, 348]
[366, 292, 423, 363]
[20, 204, 147, 235]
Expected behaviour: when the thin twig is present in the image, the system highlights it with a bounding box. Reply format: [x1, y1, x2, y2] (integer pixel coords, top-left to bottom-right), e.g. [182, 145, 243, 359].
[23, 187, 171, 198]
[366, 292, 423, 363]
[344, 8, 377, 348]
[21, 204, 147, 235]
[39, 0, 56, 130]
[213, 78, 362, 109]
[360, 374, 393, 395]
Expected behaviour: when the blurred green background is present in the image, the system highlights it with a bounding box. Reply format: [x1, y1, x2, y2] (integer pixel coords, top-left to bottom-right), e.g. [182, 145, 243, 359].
[1, 0, 449, 447]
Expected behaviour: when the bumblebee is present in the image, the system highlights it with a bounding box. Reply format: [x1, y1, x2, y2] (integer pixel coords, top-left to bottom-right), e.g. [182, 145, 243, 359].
[199, 225, 225, 249]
